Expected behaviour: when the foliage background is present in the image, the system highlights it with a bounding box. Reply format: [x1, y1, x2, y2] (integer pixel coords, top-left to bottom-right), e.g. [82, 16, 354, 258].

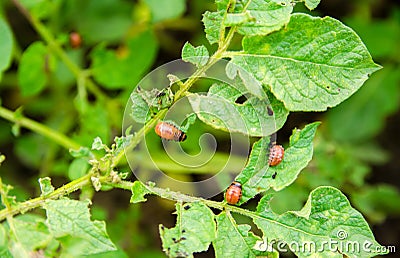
[0, 0, 399, 257]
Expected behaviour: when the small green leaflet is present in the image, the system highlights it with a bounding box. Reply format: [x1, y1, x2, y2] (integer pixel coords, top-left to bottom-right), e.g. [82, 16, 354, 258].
[236, 122, 320, 204]
[181, 42, 209, 67]
[130, 181, 151, 203]
[230, 14, 381, 111]
[188, 83, 288, 137]
[213, 212, 278, 258]
[160, 202, 216, 257]
[254, 186, 387, 257]
[44, 199, 116, 255]
[39, 177, 54, 196]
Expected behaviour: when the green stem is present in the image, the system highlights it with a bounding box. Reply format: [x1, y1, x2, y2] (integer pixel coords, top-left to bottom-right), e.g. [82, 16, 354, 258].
[0, 173, 93, 221]
[0, 106, 81, 150]
[106, 179, 260, 220]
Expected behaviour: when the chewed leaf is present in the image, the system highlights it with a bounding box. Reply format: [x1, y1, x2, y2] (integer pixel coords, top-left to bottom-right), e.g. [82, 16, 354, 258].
[39, 177, 54, 196]
[130, 181, 151, 203]
[236, 122, 320, 204]
[44, 199, 116, 255]
[254, 186, 388, 257]
[213, 212, 277, 258]
[160, 202, 216, 257]
[188, 83, 288, 137]
[182, 42, 209, 67]
[231, 14, 381, 111]
[230, 0, 293, 36]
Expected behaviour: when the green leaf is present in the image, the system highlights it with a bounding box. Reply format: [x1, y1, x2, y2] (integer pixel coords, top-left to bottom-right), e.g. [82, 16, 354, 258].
[304, 0, 321, 10]
[231, 14, 381, 111]
[213, 212, 277, 258]
[230, 0, 293, 36]
[0, 17, 13, 79]
[11, 214, 52, 251]
[130, 90, 152, 124]
[44, 199, 116, 255]
[39, 177, 54, 196]
[160, 202, 216, 257]
[144, 0, 185, 23]
[202, 11, 224, 45]
[236, 122, 320, 204]
[254, 186, 387, 257]
[181, 42, 209, 67]
[188, 83, 288, 136]
[68, 158, 90, 180]
[18, 41, 55, 96]
[130, 181, 151, 203]
[90, 31, 158, 89]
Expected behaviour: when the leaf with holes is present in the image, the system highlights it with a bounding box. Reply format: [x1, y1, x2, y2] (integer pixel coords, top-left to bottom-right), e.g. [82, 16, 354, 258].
[182, 42, 209, 67]
[230, 14, 381, 111]
[213, 212, 278, 258]
[159, 202, 216, 257]
[235, 122, 320, 204]
[253, 186, 387, 257]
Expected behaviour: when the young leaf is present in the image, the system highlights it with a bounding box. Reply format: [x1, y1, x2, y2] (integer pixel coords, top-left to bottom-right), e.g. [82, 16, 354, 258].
[202, 11, 224, 45]
[160, 202, 216, 257]
[253, 186, 387, 257]
[69, 147, 91, 158]
[130, 181, 151, 203]
[181, 42, 209, 67]
[67, 158, 90, 180]
[0, 17, 13, 80]
[230, 14, 381, 111]
[44, 199, 116, 255]
[213, 212, 277, 258]
[188, 83, 288, 136]
[130, 90, 151, 124]
[228, 0, 293, 36]
[91, 137, 105, 150]
[39, 177, 54, 196]
[18, 42, 55, 96]
[236, 122, 320, 204]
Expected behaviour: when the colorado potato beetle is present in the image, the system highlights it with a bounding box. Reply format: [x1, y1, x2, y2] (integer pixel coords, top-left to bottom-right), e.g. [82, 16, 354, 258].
[268, 144, 284, 166]
[225, 181, 242, 205]
[155, 122, 187, 142]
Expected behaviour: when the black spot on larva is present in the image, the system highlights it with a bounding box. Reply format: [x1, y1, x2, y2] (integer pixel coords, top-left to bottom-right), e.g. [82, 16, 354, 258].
[184, 205, 190, 210]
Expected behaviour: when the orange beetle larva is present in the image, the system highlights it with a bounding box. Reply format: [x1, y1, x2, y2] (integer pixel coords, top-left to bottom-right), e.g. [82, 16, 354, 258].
[225, 181, 242, 205]
[155, 122, 187, 142]
[268, 144, 284, 166]
[69, 32, 82, 49]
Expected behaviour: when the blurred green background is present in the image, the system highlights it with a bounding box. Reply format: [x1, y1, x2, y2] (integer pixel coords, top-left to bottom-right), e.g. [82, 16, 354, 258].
[0, 0, 399, 257]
